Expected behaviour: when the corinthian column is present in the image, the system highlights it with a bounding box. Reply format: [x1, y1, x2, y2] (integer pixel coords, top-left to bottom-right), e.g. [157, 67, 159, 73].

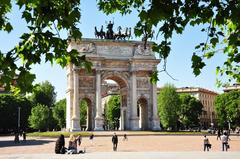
[129, 71, 140, 130]
[151, 83, 161, 130]
[71, 66, 81, 131]
[94, 70, 104, 130]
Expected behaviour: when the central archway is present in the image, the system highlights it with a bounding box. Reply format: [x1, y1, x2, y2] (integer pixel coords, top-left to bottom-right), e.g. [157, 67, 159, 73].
[101, 73, 129, 130]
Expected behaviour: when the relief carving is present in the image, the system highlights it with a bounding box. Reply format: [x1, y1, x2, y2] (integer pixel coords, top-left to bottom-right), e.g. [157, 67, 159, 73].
[137, 78, 149, 88]
[79, 77, 94, 88]
[97, 45, 132, 56]
[134, 45, 152, 56]
[78, 42, 96, 53]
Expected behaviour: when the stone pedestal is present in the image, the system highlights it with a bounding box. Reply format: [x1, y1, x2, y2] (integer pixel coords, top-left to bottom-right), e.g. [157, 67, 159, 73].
[151, 117, 161, 130]
[94, 116, 104, 131]
[71, 117, 81, 131]
[129, 117, 140, 130]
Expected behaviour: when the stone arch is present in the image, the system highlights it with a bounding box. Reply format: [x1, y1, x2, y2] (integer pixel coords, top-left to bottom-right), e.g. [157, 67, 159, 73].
[137, 97, 148, 130]
[101, 72, 129, 130]
[79, 97, 93, 131]
[101, 71, 129, 89]
[66, 39, 161, 131]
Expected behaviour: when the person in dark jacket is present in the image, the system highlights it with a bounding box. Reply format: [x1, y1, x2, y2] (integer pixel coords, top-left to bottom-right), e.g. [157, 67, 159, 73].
[112, 133, 118, 151]
[55, 134, 65, 154]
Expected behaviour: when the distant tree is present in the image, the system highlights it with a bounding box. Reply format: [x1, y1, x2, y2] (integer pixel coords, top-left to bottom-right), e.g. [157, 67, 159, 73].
[30, 81, 56, 108]
[215, 90, 240, 128]
[0, 94, 32, 133]
[79, 100, 88, 127]
[28, 104, 49, 131]
[52, 99, 66, 129]
[105, 95, 120, 130]
[157, 84, 180, 130]
[179, 94, 203, 129]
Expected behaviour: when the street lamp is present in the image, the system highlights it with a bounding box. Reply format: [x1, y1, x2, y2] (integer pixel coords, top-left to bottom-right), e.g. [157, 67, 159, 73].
[18, 106, 21, 132]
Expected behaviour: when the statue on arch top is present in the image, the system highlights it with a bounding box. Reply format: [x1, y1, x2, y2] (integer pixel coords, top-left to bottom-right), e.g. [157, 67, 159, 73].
[106, 20, 114, 39]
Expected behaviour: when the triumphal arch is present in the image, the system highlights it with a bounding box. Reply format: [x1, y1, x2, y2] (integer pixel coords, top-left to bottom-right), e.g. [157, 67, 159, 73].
[66, 38, 161, 131]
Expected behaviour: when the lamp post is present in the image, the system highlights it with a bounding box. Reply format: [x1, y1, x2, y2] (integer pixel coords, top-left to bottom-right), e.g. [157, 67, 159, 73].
[18, 106, 21, 132]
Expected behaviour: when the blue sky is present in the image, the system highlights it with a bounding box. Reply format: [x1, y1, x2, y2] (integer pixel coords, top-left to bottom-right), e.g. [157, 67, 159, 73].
[0, 0, 226, 101]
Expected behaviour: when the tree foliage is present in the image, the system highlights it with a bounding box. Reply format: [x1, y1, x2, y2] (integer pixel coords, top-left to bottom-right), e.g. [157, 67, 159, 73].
[214, 90, 240, 128]
[179, 94, 203, 128]
[30, 81, 56, 108]
[52, 98, 66, 129]
[1, 0, 239, 93]
[0, 94, 32, 133]
[98, 0, 240, 85]
[28, 104, 49, 131]
[105, 95, 120, 130]
[157, 84, 180, 130]
[0, 0, 91, 94]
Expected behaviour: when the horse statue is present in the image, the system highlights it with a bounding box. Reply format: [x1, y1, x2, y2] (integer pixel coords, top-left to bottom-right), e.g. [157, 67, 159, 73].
[99, 25, 105, 39]
[127, 27, 132, 40]
[94, 26, 101, 38]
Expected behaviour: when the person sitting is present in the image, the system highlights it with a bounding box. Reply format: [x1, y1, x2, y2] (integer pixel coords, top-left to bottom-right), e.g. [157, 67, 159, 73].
[123, 134, 128, 141]
[55, 134, 65, 154]
[67, 134, 81, 154]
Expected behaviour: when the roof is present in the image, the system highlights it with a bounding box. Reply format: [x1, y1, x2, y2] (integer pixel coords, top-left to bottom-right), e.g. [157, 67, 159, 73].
[157, 87, 219, 95]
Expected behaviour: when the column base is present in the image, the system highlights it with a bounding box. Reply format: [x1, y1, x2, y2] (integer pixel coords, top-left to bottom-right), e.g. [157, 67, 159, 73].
[71, 117, 81, 132]
[151, 117, 161, 131]
[94, 116, 104, 131]
[129, 117, 140, 130]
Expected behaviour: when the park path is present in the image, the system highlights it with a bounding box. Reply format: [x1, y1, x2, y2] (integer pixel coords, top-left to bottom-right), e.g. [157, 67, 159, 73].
[0, 134, 240, 155]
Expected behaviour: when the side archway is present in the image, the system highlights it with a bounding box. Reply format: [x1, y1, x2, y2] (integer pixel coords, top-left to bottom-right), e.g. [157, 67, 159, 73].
[137, 97, 148, 130]
[79, 98, 93, 131]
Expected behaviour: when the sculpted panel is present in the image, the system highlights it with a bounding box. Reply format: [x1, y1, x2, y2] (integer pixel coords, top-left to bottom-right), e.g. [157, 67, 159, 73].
[137, 78, 149, 88]
[79, 77, 94, 88]
[97, 45, 133, 57]
[75, 42, 96, 53]
[134, 45, 152, 56]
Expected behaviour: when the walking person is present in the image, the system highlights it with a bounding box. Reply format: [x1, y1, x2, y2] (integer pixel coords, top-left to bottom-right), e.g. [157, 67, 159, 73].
[112, 133, 118, 151]
[123, 134, 128, 141]
[221, 132, 229, 151]
[22, 131, 26, 142]
[89, 133, 94, 145]
[14, 132, 20, 143]
[217, 129, 221, 140]
[236, 128, 240, 137]
[203, 135, 211, 151]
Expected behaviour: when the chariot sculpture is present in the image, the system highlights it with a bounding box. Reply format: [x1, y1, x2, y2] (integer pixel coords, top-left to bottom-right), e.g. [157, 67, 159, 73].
[95, 21, 132, 40]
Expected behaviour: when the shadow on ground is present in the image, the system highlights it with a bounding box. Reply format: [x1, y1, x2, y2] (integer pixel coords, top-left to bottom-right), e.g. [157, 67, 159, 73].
[0, 139, 54, 148]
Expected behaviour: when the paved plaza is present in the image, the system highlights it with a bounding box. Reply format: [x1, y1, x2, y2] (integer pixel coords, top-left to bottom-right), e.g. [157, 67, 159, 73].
[0, 132, 240, 159]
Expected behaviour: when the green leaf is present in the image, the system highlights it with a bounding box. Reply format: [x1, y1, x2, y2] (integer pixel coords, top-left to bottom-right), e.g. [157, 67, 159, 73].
[191, 54, 206, 76]
[5, 22, 13, 33]
[210, 37, 219, 47]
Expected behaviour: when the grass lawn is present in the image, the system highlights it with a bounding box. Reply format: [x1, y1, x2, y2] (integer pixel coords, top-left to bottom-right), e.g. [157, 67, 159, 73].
[27, 131, 208, 137]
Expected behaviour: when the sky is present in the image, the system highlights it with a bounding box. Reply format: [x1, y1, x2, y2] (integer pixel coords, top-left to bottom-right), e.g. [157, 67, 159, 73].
[0, 0, 227, 101]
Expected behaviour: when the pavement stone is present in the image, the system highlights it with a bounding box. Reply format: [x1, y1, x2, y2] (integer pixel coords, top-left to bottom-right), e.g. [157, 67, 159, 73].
[0, 152, 240, 159]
